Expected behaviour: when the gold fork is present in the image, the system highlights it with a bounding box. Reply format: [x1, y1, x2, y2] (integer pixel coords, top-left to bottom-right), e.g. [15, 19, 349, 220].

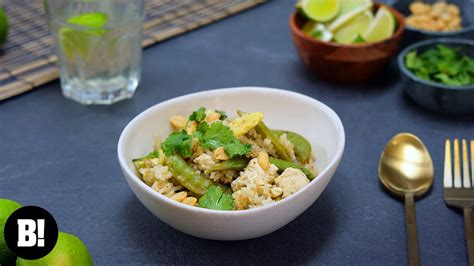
[444, 139, 474, 265]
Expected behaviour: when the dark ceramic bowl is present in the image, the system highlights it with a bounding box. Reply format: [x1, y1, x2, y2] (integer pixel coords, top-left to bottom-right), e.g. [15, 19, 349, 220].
[398, 38, 474, 114]
[389, 0, 474, 43]
[290, 3, 405, 83]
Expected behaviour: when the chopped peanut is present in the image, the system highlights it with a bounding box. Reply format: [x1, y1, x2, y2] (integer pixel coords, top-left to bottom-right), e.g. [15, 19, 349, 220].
[214, 147, 229, 160]
[406, 1, 462, 32]
[206, 113, 220, 123]
[170, 115, 187, 130]
[170, 191, 188, 202]
[257, 151, 269, 170]
[186, 121, 197, 134]
[182, 197, 197, 206]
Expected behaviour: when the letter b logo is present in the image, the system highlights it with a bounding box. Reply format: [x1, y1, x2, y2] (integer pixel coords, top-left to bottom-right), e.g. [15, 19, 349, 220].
[4, 206, 58, 260]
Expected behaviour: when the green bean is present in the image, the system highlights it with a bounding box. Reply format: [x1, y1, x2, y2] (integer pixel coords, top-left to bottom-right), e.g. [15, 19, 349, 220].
[269, 157, 314, 180]
[273, 130, 312, 163]
[207, 158, 250, 173]
[166, 155, 219, 196]
[236, 111, 292, 162]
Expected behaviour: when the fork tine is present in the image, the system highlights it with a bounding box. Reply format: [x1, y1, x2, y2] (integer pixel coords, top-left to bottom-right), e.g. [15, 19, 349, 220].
[471, 140, 474, 186]
[463, 139, 471, 188]
[445, 140, 453, 188]
[454, 139, 462, 188]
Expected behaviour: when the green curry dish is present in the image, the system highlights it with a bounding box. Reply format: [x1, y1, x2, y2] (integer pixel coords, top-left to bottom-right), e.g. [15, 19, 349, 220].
[162, 130, 193, 158]
[198, 185, 234, 210]
[405, 45, 474, 86]
[194, 121, 251, 158]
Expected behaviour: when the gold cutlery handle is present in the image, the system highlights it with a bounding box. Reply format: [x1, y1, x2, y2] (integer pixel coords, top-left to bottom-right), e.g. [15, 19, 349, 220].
[405, 194, 420, 266]
[463, 208, 474, 266]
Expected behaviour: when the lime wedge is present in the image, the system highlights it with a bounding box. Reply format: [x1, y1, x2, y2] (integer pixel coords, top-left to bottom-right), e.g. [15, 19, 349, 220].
[301, 0, 341, 22]
[302, 21, 333, 42]
[334, 10, 373, 44]
[67, 12, 107, 28]
[59, 12, 108, 60]
[327, 0, 372, 32]
[0, 8, 8, 47]
[362, 6, 395, 42]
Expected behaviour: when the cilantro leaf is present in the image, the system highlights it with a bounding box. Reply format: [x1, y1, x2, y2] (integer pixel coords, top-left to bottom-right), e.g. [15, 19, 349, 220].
[199, 122, 235, 149]
[216, 110, 228, 120]
[162, 130, 192, 158]
[195, 121, 251, 158]
[198, 185, 234, 210]
[225, 141, 252, 158]
[189, 107, 206, 122]
[405, 45, 474, 86]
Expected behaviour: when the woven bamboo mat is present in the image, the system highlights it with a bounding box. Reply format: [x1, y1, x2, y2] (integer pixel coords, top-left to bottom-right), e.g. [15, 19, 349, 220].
[0, 0, 264, 101]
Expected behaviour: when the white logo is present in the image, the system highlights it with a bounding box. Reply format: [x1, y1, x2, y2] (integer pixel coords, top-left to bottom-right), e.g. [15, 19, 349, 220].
[17, 219, 45, 247]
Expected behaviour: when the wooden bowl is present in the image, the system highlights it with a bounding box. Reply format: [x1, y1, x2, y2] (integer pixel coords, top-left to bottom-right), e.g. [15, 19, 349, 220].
[289, 3, 405, 83]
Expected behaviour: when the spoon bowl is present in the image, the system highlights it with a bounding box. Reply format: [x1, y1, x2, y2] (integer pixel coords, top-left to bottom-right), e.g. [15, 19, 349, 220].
[379, 133, 434, 197]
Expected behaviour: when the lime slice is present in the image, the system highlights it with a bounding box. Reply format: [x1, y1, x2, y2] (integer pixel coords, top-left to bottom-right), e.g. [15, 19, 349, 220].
[67, 12, 107, 28]
[301, 0, 341, 22]
[362, 6, 395, 42]
[327, 0, 372, 32]
[59, 12, 107, 60]
[302, 21, 333, 42]
[334, 10, 373, 44]
[0, 8, 8, 47]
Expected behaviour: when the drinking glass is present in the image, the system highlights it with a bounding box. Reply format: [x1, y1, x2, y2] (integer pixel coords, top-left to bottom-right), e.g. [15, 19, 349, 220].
[45, 0, 144, 105]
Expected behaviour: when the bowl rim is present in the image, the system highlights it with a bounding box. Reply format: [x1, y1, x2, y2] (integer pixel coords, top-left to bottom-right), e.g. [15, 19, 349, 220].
[289, 2, 405, 48]
[117, 87, 345, 216]
[397, 38, 474, 90]
[404, 24, 474, 36]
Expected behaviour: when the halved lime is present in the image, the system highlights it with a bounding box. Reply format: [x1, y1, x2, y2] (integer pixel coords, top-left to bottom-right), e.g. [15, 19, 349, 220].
[0, 8, 8, 47]
[301, 0, 341, 22]
[17, 232, 93, 266]
[1, 199, 22, 265]
[362, 6, 395, 42]
[334, 10, 373, 44]
[327, 0, 372, 32]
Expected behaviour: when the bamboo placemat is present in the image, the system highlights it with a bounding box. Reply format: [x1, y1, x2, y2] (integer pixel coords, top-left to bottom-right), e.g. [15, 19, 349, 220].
[0, 0, 264, 101]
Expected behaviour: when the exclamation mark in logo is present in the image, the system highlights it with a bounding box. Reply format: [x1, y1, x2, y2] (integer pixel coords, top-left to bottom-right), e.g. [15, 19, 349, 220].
[37, 219, 45, 247]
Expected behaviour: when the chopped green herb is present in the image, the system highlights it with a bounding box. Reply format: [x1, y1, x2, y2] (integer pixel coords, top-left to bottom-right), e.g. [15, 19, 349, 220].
[198, 185, 234, 210]
[216, 110, 228, 120]
[162, 130, 192, 158]
[195, 121, 251, 158]
[353, 35, 366, 43]
[189, 107, 206, 122]
[145, 151, 161, 158]
[405, 45, 474, 86]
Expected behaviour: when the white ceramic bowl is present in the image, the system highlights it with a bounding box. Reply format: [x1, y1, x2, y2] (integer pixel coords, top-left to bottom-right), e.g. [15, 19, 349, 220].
[117, 87, 345, 240]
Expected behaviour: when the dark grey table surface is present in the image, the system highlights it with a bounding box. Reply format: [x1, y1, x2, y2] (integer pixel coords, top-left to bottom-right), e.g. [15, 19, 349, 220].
[1, 1, 474, 265]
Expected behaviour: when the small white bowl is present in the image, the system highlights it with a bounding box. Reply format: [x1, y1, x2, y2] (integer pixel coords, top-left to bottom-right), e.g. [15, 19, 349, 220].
[117, 87, 345, 240]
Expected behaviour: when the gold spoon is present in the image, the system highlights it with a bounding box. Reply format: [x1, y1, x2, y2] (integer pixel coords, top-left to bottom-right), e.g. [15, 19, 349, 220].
[379, 133, 434, 266]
